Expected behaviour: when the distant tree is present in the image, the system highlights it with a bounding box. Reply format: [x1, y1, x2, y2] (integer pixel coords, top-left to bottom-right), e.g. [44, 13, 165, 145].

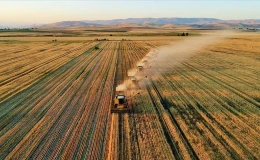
[95, 46, 99, 50]
[181, 32, 185, 36]
[186, 33, 189, 36]
[110, 34, 113, 36]
[177, 34, 179, 36]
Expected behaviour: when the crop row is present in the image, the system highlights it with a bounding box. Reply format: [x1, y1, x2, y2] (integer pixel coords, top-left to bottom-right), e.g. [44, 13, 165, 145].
[141, 50, 260, 159]
[0, 42, 97, 103]
[107, 41, 157, 159]
[0, 41, 157, 159]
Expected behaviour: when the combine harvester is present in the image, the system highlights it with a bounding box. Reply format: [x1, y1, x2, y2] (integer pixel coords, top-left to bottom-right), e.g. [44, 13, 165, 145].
[111, 58, 150, 113]
[111, 88, 140, 113]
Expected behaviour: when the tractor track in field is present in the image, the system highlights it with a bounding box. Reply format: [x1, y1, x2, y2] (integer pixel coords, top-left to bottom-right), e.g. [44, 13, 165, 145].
[146, 84, 182, 160]
[131, 89, 174, 160]
[129, 104, 141, 159]
[194, 61, 260, 90]
[149, 79, 200, 160]
[160, 75, 245, 159]
[171, 64, 260, 132]
[147, 54, 259, 159]
[198, 51, 260, 81]
[157, 60, 259, 159]
[180, 61, 260, 107]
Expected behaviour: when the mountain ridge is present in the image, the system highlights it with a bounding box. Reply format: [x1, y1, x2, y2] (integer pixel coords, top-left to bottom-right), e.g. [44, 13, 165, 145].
[39, 21, 101, 28]
[3, 17, 260, 28]
[82, 17, 221, 25]
[41, 18, 260, 28]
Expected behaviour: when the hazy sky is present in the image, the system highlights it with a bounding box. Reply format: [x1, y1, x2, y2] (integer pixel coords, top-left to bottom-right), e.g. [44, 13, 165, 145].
[1, 0, 260, 25]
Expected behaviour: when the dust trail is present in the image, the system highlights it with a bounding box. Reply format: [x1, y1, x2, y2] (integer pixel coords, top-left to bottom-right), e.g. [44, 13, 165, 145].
[116, 30, 236, 95]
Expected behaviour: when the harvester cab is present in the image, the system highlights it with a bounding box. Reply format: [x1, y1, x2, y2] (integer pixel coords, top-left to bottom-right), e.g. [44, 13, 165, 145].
[114, 95, 126, 107]
[111, 89, 129, 113]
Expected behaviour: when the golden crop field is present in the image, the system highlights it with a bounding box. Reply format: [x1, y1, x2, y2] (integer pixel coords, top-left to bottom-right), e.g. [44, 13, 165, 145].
[0, 32, 259, 159]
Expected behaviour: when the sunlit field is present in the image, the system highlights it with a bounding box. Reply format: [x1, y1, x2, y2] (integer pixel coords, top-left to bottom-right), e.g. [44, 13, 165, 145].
[0, 29, 259, 159]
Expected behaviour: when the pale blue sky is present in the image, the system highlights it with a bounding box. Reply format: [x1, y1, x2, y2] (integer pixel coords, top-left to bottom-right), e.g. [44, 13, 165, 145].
[1, 0, 260, 24]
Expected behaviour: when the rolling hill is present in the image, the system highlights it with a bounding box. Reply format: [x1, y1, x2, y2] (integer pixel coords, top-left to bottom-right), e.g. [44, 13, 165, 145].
[37, 18, 260, 29]
[38, 21, 100, 28]
[83, 17, 221, 25]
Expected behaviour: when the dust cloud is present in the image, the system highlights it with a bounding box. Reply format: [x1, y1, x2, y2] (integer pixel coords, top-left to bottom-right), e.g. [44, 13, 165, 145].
[116, 30, 235, 95]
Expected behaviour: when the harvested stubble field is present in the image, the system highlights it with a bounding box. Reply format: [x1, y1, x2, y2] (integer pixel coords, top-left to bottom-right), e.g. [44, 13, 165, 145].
[0, 33, 260, 159]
